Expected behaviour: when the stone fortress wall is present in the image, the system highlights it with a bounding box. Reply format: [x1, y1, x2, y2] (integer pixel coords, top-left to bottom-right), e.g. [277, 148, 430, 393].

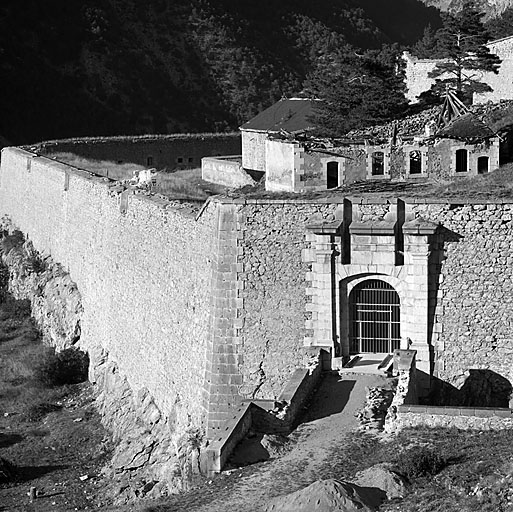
[33, 132, 241, 172]
[1, 146, 513, 440]
[0, 147, 218, 433]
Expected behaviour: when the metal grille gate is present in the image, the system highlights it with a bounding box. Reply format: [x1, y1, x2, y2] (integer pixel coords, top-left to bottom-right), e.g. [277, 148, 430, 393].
[350, 280, 400, 354]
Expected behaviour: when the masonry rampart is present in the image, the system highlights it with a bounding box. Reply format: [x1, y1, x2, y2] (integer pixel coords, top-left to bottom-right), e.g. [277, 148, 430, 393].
[235, 201, 338, 400]
[2, 145, 513, 439]
[410, 202, 513, 397]
[32, 133, 241, 172]
[0, 147, 217, 430]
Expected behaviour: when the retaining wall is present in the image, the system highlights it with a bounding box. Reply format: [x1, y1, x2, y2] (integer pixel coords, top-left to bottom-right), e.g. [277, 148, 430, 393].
[395, 404, 513, 430]
[32, 133, 241, 172]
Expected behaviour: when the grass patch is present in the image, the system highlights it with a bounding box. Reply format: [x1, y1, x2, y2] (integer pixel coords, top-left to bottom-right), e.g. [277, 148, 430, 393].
[153, 168, 227, 201]
[42, 153, 228, 201]
[45, 152, 144, 180]
[431, 163, 513, 198]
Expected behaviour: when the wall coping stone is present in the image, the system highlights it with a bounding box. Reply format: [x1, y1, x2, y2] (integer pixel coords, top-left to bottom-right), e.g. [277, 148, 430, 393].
[4, 147, 209, 220]
[211, 195, 513, 207]
[398, 404, 513, 417]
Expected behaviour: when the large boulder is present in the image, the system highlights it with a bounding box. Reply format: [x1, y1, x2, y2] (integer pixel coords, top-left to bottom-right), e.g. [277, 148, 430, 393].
[264, 479, 383, 512]
[353, 463, 409, 499]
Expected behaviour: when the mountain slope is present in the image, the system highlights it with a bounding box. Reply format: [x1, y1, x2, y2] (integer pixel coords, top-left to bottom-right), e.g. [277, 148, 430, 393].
[0, 0, 442, 145]
[420, 0, 513, 17]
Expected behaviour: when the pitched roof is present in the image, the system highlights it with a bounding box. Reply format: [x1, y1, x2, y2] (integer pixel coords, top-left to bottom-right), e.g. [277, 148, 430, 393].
[436, 112, 496, 140]
[240, 98, 317, 133]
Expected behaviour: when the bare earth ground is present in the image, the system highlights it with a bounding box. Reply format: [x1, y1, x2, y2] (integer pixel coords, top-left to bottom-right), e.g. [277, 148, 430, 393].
[143, 372, 389, 512]
[0, 296, 113, 512]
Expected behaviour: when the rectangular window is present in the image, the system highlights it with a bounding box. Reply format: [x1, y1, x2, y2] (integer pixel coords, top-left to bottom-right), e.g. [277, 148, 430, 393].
[409, 150, 422, 174]
[147, 156, 153, 166]
[177, 157, 183, 164]
[455, 149, 468, 172]
[372, 152, 384, 176]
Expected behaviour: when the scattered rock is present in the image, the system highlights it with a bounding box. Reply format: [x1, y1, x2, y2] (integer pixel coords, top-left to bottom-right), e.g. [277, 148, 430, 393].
[357, 387, 394, 431]
[264, 479, 382, 512]
[261, 434, 290, 458]
[353, 463, 409, 499]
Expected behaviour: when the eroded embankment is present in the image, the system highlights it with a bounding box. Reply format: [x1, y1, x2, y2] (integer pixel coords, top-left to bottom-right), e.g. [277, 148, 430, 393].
[0, 219, 204, 505]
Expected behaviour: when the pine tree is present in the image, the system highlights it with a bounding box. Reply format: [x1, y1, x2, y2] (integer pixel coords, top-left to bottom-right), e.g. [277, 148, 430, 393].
[427, 1, 501, 104]
[305, 47, 408, 137]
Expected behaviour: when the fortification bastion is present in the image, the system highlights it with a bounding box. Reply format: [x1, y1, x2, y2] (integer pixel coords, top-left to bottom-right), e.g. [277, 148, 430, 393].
[1, 145, 513, 494]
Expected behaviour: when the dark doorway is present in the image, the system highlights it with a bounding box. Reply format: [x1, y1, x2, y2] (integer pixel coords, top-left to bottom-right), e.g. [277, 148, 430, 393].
[477, 156, 489, 174]
[327, 161, 339, 189]
[349, 280, 400, 354]
[455, 149, 468, 172]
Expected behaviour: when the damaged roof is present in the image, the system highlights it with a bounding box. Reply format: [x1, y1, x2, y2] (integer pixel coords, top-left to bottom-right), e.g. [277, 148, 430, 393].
[240, 98, 317, 133]
[436, 112, 496, 140]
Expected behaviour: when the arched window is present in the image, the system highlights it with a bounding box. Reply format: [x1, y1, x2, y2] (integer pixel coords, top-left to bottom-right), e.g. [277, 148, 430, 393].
[349, 280, 400, 354]
[409, 150, 422, 174]
[456, 149, 468, 172]
[327, 161, 339, 189]
[477, 156, 489, 174]
[372, 152, 384, 175]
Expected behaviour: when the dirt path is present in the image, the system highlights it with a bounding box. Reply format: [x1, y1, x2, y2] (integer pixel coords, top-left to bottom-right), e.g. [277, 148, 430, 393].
[147, 371, 388, 512]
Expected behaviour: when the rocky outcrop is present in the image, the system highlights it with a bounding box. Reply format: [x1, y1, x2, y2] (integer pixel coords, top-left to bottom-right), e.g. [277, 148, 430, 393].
[0, 222, 82, 350]
[92, 351, 204, 503]
[353, 463, 409, 500]
[0, 219, 205, 504]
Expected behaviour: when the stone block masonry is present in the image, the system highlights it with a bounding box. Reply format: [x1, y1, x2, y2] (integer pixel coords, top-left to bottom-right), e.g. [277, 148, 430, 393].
[3, 143, 513, 449]
[0, 147, 217, 432]
[32, 132, 241, 172]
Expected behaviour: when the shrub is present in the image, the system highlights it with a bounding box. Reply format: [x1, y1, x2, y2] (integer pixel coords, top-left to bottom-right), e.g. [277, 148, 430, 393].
[24, 401, 62, 422]
[0, 457, 17, 483]
[33, 347, 89, 387]
[395, 445, 446, 480]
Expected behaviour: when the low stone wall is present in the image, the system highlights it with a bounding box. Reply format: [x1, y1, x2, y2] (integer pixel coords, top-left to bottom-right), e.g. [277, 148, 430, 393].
[201, 155, 256, 188]
[204, 353, 323, 474]
[30, 132, 241, 172]
[395, 404, 513, 430]
[203, 403, 253, 475]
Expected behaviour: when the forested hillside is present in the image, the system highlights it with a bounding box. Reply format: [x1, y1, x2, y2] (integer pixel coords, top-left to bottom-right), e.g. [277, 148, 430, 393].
[0, 0, 442, 145]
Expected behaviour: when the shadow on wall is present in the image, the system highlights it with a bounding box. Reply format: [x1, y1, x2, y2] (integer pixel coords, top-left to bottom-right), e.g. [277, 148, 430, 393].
[429, 369, 513, 408]
[427, 226, 463, 376]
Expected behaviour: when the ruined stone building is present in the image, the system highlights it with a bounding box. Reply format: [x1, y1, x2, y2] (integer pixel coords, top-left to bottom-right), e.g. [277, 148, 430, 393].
[403, 34, 513, 104]
[203, 96, 513, 193]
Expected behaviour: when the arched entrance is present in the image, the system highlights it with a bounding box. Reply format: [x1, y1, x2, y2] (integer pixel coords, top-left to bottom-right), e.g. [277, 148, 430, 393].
[349, 279, 400, 354]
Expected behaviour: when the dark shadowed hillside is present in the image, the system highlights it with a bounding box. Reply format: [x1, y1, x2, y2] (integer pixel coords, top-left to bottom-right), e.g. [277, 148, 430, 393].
[0, 0, 442, 145]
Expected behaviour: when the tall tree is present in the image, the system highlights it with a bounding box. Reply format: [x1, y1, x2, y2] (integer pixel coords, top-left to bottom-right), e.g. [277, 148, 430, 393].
[305, 46, 408, 137]
[427, 1, 501, 104]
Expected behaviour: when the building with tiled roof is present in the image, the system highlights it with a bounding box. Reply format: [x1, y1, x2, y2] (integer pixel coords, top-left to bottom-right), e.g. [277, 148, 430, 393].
[240, 97, 318, 173]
